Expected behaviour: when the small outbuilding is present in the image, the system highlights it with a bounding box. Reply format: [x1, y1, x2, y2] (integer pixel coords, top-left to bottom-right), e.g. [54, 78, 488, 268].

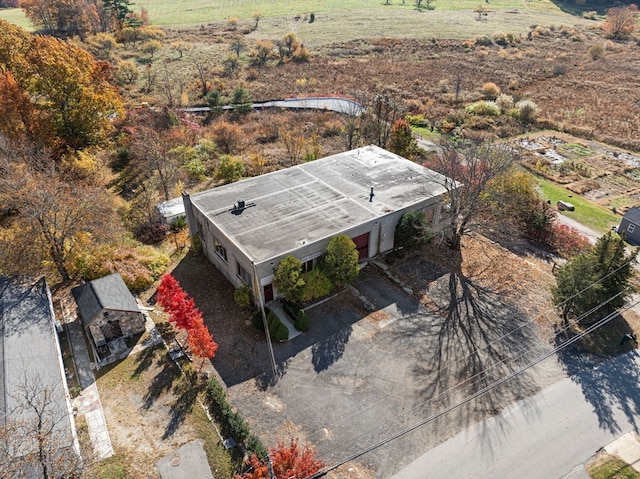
[72, 273, 145, 361]
[618, 207, 640, 244]
[182, 145, 454, 305]
[156, 197, 186, 226]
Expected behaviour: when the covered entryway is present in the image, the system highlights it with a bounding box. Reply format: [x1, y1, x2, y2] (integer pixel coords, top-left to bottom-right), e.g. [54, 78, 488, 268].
[263, 283, 274, 302]
[352, 232, 370, 261]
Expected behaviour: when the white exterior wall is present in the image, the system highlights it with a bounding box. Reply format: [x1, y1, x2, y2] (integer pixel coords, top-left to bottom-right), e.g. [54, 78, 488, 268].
[188, 193, 445, 306]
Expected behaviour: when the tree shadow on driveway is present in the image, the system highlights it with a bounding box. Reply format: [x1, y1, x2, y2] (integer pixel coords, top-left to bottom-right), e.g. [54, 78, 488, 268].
[555, 320, 640, 434]
[402, 258, 548, 429]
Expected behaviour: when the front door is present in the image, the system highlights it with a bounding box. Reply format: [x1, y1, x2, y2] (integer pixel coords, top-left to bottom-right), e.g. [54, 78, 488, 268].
[263, 283, 274, 302]
[352, 232, 370, 261]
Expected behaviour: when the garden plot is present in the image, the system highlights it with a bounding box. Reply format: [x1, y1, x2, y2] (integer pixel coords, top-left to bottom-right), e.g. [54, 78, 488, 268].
[517, 132, 640, 210]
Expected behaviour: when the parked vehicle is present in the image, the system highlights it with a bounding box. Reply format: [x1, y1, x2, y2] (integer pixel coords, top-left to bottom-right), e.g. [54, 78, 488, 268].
[557, 200, 575, 211]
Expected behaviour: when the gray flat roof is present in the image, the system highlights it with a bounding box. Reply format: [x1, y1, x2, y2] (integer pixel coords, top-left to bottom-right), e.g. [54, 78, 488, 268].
[0, 276, 72, 447]
[189, 145, 448, 263]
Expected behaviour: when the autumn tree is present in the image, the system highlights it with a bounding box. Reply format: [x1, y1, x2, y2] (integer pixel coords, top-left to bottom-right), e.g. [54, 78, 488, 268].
[187, 316, 218, 359]
[552, 232, 637, 325]
[238, 438, 326, 479]
[387, 119, 417, 159]
[603, 4, 638, 39]
[425, 140, 514, 250]
[274, 256, 305, 303]
[128, 125, 185, 201]
[251, 40, 274, 66]
[361, 94, 405, 148]
[157, 274, 218, 360]
[0, 165, 117, 281]
[474, 5, 489, 21]
[0, 22, 123, 153]
[323, 234, 360, 287]
[484, 167, 540, 230]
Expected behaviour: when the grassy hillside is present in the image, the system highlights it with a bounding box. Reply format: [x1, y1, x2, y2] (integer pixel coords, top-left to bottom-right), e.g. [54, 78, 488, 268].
[0, 8, 33, 30]
[138, 0, 572, 27]
[1, 0, 588, 41]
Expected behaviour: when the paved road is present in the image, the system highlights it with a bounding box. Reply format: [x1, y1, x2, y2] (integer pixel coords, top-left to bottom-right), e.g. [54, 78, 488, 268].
[392, 350, 640, 479]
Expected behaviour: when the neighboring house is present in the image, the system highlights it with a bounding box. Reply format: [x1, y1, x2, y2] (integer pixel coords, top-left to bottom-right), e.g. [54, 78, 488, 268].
[182, 145, 452, 305]
[156, 197, 186, 225]
[0, 276, 80, 478]
[618, 207, 640, 244]
[72, 273, 145, 363]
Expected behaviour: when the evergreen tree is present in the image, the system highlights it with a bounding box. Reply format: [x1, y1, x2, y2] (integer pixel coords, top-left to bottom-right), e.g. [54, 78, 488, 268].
[552, 232, 637, 324]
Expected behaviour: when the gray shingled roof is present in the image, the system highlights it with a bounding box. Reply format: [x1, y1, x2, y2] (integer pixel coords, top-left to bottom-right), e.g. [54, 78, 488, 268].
[624, 206, 640, 225]
[72, 273, 139, 326]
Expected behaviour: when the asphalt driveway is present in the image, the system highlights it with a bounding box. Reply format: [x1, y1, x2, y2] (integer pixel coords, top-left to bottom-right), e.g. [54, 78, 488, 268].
[227, 258, 566, 477]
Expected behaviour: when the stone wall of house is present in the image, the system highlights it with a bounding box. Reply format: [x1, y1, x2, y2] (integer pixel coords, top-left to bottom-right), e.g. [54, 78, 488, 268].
[88, 309, 145, 346]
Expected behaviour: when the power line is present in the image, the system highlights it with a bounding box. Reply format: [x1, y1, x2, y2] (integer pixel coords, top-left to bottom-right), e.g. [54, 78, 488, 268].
[316, 289, 627, 462]
[305, 297, 640, 478]
[304, 256, 636, 446]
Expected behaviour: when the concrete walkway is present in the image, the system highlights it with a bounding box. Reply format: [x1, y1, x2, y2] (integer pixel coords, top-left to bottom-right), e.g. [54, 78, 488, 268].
[67, 318, 114, 460]
[604, 432, 640, 472]
[266, 300, 302, 340]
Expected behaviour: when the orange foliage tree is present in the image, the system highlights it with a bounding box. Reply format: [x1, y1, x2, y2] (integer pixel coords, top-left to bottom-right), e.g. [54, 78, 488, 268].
[238, 438, 326, 479]
[0, 20, 123, 154]
[603, 4, 639, 39]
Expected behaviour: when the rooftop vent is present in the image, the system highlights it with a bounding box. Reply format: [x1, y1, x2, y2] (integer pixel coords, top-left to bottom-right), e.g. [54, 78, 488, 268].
[230, 197, 256, 215]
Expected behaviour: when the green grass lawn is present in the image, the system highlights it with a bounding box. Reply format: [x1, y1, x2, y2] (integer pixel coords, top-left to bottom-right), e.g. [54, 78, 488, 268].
[0, 7, 33, 30]
[536, 175, 620, 234]
[137, 0, 564, 24]
[588, 454, 640, 479]
[1, 0, 590, 42]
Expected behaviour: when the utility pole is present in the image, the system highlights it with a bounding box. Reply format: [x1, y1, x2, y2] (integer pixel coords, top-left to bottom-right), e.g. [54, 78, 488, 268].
[252, 262, 277, 379]
[267, 455, 276, 479]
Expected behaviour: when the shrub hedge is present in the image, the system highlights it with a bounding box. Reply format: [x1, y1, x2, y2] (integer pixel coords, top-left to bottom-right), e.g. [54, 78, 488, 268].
[205, 378, 267, 458]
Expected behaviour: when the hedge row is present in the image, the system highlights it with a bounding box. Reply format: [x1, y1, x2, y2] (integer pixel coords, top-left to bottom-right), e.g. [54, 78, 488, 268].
[205, 378, 267, 458]
[251, 307, 289, 341]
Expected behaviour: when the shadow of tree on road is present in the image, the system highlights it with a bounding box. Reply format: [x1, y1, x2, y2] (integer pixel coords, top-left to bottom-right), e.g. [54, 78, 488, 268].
[556, 322, 640, 434]
[405, 251, 548, 429]
[312, 326, 352, 373]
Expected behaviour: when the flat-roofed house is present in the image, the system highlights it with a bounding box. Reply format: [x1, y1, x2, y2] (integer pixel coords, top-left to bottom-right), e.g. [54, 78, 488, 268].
[182, 145, 452, 305]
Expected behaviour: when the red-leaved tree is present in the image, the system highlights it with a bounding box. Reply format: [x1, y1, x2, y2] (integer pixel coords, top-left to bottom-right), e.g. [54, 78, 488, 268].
[156, 273, 218, 360]
[157, 274, 187, 314]
[238, 438, 326, 479]
[187, 316, 218, 359]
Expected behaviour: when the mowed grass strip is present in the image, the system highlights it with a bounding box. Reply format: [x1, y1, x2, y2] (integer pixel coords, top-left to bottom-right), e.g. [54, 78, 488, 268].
[587, 454, 640, 479]
[536, 175, 620, 234]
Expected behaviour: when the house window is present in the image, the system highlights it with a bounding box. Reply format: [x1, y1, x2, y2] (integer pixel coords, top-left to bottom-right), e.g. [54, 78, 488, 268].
[237, 262, 251, 285]
[214, 237, 228, 263]
[424, 208, 435, 225]
[196, 220, 204, 237]
[628, 224, 636, 234]
[302, 259, 314, 273]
